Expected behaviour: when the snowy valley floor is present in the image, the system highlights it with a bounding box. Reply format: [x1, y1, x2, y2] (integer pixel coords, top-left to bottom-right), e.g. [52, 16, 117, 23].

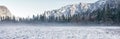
[0, 26, 120, 39]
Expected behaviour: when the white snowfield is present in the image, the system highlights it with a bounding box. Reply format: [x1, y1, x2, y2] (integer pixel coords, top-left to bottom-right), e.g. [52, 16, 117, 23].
[0, 26, 120, 39]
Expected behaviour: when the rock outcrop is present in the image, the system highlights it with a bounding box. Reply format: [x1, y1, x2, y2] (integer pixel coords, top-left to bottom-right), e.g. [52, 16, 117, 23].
[0, 6, 14, 21]
[0, 6, 12, 17]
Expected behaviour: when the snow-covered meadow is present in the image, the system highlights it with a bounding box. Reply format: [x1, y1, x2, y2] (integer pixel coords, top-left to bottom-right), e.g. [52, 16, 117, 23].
[0, 26, 120, 39]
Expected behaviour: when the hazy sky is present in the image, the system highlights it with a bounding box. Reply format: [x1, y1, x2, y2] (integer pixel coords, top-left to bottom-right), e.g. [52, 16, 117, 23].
[0, 0, 98, 17]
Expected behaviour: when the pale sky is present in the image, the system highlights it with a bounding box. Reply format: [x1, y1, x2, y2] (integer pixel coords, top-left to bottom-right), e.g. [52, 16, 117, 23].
[0, 0, 98, 18]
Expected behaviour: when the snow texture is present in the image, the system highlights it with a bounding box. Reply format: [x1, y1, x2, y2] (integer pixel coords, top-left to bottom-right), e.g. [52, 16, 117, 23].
[0, 26, 120, 39]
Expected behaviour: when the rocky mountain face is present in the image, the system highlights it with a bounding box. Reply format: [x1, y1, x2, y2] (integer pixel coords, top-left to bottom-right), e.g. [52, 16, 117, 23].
[0, 6, 17, 21]
[38, 0, 120, 24]
[0, 6, 12, 17]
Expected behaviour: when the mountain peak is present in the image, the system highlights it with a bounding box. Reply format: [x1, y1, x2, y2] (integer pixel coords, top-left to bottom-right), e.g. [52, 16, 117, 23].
[39, 0, 120, 23]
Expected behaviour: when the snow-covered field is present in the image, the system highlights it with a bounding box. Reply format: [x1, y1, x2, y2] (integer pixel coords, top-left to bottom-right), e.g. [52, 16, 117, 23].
[0, 26, 120, 39]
